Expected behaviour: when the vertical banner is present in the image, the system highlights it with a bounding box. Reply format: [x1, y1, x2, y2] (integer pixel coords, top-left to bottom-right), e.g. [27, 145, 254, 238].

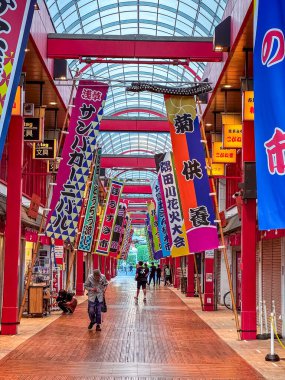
[124, 229, 134, 261]
[254, 0, 285, 229]
[109, 202, 127, 258]
[78, 149, 101, 252]
[147, 201, 163, 259]
[165, 95, 218, 252]
[159, 152, 190, 257]
[119, 215, 132, 260]
[0, 0, 36, 158]
[117, 214, 129, 259]
[151, 180, 170, 257]
[46, 81, 108, 241]
[146, 214, 155, 261]
[95, 180, 124, 255]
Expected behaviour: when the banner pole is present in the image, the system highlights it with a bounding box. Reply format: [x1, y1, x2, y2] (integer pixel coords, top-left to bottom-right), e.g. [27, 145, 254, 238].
[18, 78, 78, 321]
[197, 99, 241, 340]
[193, 254, 204, 310]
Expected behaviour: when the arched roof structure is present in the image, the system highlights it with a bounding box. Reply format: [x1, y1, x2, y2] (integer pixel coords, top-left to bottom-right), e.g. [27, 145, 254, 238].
[45, 0, 228, 181]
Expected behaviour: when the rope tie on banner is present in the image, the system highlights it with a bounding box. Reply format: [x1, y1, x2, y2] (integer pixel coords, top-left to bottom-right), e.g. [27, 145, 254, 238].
[271, 316, 285, 350]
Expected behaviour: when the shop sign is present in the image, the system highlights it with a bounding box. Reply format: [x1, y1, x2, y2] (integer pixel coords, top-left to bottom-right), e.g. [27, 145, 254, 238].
[223, 124, 242, 148]
[206, 158, 225, 176]
[25, 228, 38, 243]
[95, 180, 124, 255]
[54, 245, 64, 259]
[109, 202, 127, 258]
[24, 117, 43, 141]
[243, 91, 254, 121]
[27, 193, 41, 219]
[12, 86, 22, 116]
[23, 103, 35, 117]
[78, 149, 101, 252]
[212, 142, 236, 163]
[47, 159, 60, 173]
[205, 249, 215, 259]
[0, 0, 36, 159]
[32, 139, 56, 160]
[45, 81, 108, 242]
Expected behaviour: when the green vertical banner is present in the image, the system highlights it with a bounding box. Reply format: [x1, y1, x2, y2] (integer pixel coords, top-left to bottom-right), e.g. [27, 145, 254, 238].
[145, 225, 154, 261]
[78, 149, 101, 252]
[147, 201, 162, 259]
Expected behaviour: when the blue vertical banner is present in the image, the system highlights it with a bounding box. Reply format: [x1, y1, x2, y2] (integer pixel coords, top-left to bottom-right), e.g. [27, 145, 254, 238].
[254, 0, 285, 229]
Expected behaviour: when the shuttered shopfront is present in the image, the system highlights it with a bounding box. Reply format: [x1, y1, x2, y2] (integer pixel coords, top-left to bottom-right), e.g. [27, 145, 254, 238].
[261, 238, 282, 334]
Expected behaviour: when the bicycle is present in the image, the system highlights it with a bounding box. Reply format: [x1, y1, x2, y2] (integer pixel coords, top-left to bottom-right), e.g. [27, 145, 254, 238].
[223, 291, 232, 310]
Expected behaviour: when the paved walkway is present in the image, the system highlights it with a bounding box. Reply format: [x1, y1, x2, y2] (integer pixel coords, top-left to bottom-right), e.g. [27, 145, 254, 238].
[0, 276, 263, 379]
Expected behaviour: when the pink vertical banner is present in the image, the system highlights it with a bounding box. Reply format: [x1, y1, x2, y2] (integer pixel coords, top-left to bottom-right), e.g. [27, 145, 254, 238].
[46, 81, 108, 242]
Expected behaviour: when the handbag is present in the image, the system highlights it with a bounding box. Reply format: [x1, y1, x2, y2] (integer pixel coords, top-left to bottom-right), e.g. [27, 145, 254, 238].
[101, 296, 107, 313]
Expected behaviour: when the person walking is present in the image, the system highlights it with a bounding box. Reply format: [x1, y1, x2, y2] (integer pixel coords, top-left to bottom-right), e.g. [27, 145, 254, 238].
[84, 269, 108, 331]
[134, 261, 148, 303]
[148, 262, 156, 286]
[156, 264, 162, 286]
[164, 265, 171, 286]
[144, 262, 149, 283]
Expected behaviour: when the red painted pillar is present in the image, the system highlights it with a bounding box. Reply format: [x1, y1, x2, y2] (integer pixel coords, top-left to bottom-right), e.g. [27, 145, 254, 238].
[76, 250, 84, 295]
[1, 116, 23, 335]
[93, 254, 99, 270]
[100, 255, 106, 275]
[241, 120, 256, 340]
[203, 251, 215, 311]
[186, 255, 195, 297]
[105, 256, 111, 280]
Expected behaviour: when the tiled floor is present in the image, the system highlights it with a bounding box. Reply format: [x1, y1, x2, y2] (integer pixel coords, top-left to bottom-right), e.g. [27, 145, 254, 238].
[0, 277, 267, 379]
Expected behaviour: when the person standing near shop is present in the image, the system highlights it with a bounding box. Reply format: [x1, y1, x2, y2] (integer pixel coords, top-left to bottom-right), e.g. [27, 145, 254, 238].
[148, 262, 156, 286]
[164, 265, 171, 286]
[156, 264, 162, 286]
[84, 269, 108, 331]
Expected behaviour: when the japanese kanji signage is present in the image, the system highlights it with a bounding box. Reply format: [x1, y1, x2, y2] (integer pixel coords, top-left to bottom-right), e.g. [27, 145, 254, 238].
[243, 91, 254, 121]
[254, 0, 285, 228]
[159, 152, 189, 257]
[147, 201, 163, 260]
[78, 149, 101, 252]
[212, 142, 236, 163]
[223, 124, 242, 149]
[146, 213, 155, 260]
[109, 202, 127, 258]
[46, 81, 108, 241]
[185, 118, 219, 252]
[27, 193, 41, 220]
[0, 0, 36, 159]
[95, 180, 124, 255]
[117, 214, 129, 259]
[151, 178, 170, 257]
[33, 139, 57, 160]
[165, 96, 218, 253]
[24, 117, 43, 142]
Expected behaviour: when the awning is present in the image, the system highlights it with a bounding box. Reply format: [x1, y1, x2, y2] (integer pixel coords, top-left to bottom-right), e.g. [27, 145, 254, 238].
[222, 214, 241, 234]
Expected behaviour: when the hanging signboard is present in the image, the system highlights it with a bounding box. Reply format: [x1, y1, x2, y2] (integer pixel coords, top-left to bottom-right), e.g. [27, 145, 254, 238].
[206, 158, 225, 176]
[0, 0, 36, 159]
[78, 149, 101, 252]
[212, 142, 236, 163]
[47, 159, 60, 173]
[159, 152, 190, 257]
[223, 124, 242, 148]
[109, 202, 127, 258]
[94, 180, 124, 255]
[243, 91, 254, 121]
[27, 193, 41, 220]
[32, 139, 56, 160]
[24, 117, 44, 141]
[45, 81, 108, 241]
[117, 214, 129, 259]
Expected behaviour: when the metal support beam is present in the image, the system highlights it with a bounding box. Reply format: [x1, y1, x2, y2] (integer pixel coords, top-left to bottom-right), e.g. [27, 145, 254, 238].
[100, 117, 169, 132]
[47, 34, 222, 61]
[101, 155, 156, 169]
